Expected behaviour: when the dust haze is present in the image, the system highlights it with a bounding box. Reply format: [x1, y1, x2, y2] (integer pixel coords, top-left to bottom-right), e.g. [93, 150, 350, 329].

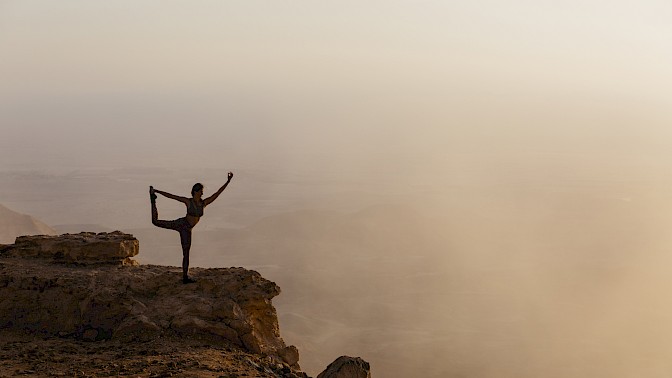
[3, 1, 672, 377]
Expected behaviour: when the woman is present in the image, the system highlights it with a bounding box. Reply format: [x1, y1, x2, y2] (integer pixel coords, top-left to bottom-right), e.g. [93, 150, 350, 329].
[150, 172, 233, 283]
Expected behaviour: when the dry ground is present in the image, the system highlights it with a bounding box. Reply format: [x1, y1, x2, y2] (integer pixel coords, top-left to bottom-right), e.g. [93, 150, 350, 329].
[0, 330, 305, 378]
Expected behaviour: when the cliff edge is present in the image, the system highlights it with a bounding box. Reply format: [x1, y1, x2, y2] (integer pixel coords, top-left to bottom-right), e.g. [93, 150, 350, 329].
[0, 232, 304, 377]
[0, 232, 371, 378]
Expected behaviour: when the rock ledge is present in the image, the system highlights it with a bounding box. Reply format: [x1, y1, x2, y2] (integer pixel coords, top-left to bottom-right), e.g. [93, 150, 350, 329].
[1, 232, 139, 265]
[0, 256, 301, 369]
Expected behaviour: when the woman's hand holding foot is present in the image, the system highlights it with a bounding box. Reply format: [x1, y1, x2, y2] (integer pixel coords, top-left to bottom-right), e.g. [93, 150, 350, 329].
[149, 186, 157, 201]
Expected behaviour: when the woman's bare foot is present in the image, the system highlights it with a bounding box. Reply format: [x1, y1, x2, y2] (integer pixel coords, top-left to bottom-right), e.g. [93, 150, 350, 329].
[182, 277, 197, 284]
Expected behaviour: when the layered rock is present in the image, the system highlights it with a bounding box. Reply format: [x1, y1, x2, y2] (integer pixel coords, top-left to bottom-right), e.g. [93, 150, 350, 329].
[317, 356, 371, 378]
[0, 256, 301, 369]
[2, 232, 138, 265]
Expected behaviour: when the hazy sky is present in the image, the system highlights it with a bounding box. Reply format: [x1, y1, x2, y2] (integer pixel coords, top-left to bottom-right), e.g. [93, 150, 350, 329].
[2, 1, 672, 176]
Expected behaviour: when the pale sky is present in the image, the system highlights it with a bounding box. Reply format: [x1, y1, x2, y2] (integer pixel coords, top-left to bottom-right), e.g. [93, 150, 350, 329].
[1, 0, 672, 175]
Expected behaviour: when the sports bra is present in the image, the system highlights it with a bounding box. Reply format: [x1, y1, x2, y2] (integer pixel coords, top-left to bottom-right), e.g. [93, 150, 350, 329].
[187, 198, 205, 217]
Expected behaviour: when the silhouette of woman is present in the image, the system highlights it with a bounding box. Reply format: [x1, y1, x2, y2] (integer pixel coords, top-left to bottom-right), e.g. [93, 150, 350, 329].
[150, 172, 233, 283]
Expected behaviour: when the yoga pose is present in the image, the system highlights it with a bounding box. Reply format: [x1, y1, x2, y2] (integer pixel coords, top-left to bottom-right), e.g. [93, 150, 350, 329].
[150, 172, 233, 283]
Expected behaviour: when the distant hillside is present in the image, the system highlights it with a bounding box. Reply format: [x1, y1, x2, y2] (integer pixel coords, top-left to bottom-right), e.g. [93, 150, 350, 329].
[0, 204, 56, 244]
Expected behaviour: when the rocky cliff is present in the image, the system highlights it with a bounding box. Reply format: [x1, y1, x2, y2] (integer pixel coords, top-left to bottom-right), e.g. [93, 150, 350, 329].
[0, 232, 371, 378]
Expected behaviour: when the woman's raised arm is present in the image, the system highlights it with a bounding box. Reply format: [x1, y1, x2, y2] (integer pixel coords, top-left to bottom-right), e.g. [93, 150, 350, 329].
[204, 172, 233, 206]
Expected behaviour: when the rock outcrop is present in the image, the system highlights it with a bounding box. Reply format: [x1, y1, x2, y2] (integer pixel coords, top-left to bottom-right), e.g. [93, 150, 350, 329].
[317, 356, 371, 378]
[1, 232, 139, 265]
[0, 237, 301, 370]
[0, 232, 371, 377]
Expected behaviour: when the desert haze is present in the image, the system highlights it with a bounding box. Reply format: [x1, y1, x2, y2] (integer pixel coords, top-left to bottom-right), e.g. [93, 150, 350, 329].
[3, 158, 672, 377]
[3, 1, 672, 377]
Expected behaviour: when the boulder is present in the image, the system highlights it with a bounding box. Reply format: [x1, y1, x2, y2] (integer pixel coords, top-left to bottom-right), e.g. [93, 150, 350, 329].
[278, 345, 301, 367]
[318, 356, 371, 378]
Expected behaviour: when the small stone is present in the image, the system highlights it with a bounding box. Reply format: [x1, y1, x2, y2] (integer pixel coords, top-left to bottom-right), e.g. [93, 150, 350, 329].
[82, 329, 98, 341]
[278, 345, 300, 367]
[317, 356, 371, 378]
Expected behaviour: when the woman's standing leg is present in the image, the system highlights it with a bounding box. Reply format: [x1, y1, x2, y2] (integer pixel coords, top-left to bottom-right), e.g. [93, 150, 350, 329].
[179, 227, 195, 283]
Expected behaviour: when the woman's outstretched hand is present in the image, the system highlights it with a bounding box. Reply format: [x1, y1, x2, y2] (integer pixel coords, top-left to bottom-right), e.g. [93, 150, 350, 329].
[227, 172, 234, 181]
